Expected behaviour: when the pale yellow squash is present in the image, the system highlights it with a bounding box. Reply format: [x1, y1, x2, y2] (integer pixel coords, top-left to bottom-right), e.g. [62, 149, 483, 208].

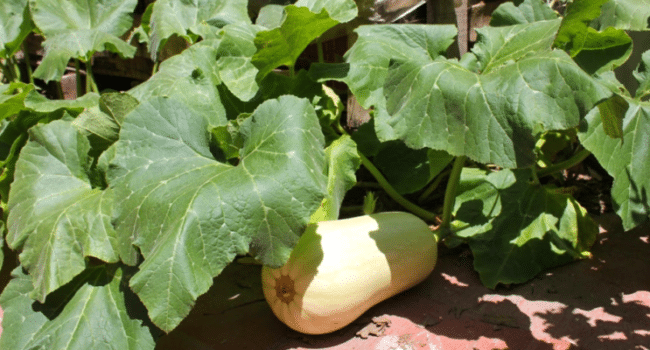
[261, 212, 438, 334]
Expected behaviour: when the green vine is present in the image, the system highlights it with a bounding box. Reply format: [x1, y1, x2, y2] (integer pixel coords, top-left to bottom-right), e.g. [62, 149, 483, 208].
[358, 152, 438, 222]
[437, 155, 466, 238]
[537, 148, 591, 178]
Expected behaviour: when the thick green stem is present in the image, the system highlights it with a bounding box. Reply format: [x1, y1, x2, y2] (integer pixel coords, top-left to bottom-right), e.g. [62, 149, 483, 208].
[85, 59, 99, 93]
[22, 44, 34, 85]
[1, 62, 11, 83]
[418, 169, 451, 203]
[3, 57, 19, 83]
[439, 156, 466, 235]
[85, 61, 92, 94]
[638, 91, 650, 101]
[359, 152, 437, 222]
[55, 80, 64, 100]
[75, 59, 84, 97]
[11, 57, 21, 82]
[355, 181, 382, 189]
[152, 60, 160, 75]
[530, 167, 541, 185]
[537, 148, 591, 178]
[317, 37, 325, 64]
[335, 121, 346, 135]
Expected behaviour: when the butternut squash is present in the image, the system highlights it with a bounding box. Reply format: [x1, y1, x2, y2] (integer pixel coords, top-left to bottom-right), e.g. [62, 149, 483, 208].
[261, 212, 437, 334]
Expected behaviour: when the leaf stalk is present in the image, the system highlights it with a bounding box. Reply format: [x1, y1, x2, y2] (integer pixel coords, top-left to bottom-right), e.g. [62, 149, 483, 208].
[75, 59, 83, 96]
[3, 57, 19, 83]
[355, 181, 382, 189]
[22, 44, 34, 85]
[438, 155, 466, 235]
[85, 58, 99, 93]
[418, 169, 451, 203]
[317, 37, 325, 64]
[358, 152, 437, 222]
[537, 148, 591, 178]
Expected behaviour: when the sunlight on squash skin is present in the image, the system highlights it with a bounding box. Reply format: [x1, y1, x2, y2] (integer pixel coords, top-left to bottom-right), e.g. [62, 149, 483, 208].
[261, 212, 438, 334]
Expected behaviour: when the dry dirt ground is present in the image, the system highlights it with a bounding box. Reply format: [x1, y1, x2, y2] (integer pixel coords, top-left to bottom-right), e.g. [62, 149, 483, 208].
[153, 213, 649, 350]
[0, 214, 647, 349]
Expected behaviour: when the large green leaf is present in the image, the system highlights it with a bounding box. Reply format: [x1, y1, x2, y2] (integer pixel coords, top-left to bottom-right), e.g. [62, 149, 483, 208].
[29, 0, 137, 82]
[251, 5, 339, 79]
[108, 95, 326, 332]
[310, 134, 360, 222]
[130, 23, 269, 123]
[374, 142, 452, 195]
[72, 92, 139, 153]
[0, 267, 49, 350]
[1, 87, 99, 132]
[343, 24, 458, 109]
[255, 4, 285, 29]
[578, 51, 650, 230]
[451, 168, 597, 288]
[6, 119, 119, 302]
[579, 101, 650, 230]
[593, 92, 627, 140]
[634, 50, 650, 98]
[295, 0, 358, 23]
[551, 0, 632, 74]
[214, 23, 262, 102]
[220, 69, 336, 125]
[342, 22, 611, 168]
[490, 0, 558, 26]
[249, 0, 357, 79]
[22, 89, 100, 113]
[553, 0, 609, 56]
[147, 0, 250, 59]
[3, 88, 99, 132]
[0, 0, 34, 58]
[128, 40, 227, 128]
[471, 20, 561, 72]
[593, 0, 650, 31]
[0, 82, 35, 121]
[0, 266, 155, 350]
[571, 27, 632, 75]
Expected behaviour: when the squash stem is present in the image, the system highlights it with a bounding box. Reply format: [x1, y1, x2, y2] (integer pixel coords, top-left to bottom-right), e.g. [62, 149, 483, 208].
[55, 80, 64, 100]
[418, 169, 451, 203]
[22, 44, 34, 85]
[317, 37, 325, 64]
[152, 60, 159, 75]
[438, 156, 466, 237]
[3, 57, 19, 83]
[537, 148, 591, 178]
[358, 152, 437, 222]
[75, 59, 84, 97]
[355, 181, 382, 189]
[11, 56, 21, 82]
[530, 166, 541, 185]
[85, 58, 99, 93]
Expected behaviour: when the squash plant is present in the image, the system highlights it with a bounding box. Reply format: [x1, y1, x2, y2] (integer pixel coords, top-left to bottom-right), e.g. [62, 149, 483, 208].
[0, 0, 649, 348]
